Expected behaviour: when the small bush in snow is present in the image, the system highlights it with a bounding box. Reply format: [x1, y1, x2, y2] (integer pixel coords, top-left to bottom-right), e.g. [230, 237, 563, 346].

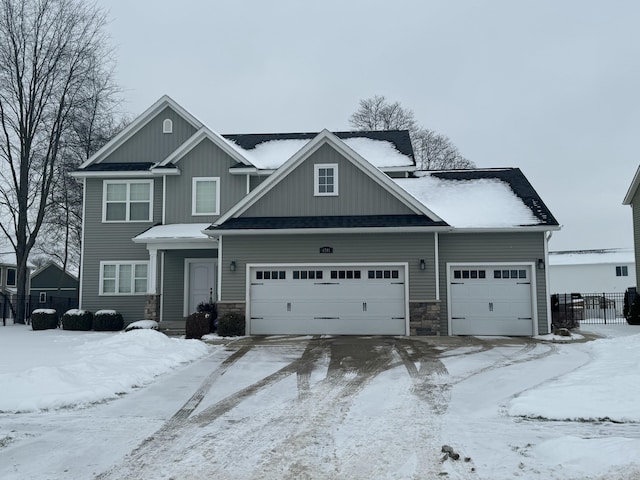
[62, 309, 93, 331]
[197, 301, 218, 331]
[93, 310, 124, 331]
[31, 309, 59, 330]
[185, 311, 211, 340]
[217, 312, 245, 337]
[124, 320, 158, 331]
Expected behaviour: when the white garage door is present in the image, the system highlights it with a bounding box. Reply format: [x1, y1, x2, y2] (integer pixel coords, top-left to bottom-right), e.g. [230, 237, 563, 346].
[449, 265, 534, 336]
[249, 265, 407, 335]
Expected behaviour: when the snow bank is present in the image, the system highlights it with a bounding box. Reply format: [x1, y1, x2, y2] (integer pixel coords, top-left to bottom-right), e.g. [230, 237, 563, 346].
[0, 328, 209, 412]
[509, 333, 640, 422]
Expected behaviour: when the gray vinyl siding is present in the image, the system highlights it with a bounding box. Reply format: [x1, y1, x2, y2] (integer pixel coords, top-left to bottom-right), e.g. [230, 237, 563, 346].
[80, 177, 162, 322]
[241, 144, 415, 218]
[632, 192, 640, 288]
[220, 232, 436, 301]
[438, 232, 549, 335]
[164, 140, 248, 223]
[101, 107, 197, 164]
[250, 175, 268, 191]
[161, 250, 217, 321]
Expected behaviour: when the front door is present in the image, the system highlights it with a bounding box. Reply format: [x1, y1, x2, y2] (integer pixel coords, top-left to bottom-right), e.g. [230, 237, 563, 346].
[186, 260, 216, 315]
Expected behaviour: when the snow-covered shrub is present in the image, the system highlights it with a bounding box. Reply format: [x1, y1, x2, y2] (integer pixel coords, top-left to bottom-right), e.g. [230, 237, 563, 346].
[31, 309, 59, 330]
[186, 311, 211, 340]
[93, 310, 124, 331]
[62, 309, 93, 331]
[217, 312, 245, 337]
[124, 320, 158, 332]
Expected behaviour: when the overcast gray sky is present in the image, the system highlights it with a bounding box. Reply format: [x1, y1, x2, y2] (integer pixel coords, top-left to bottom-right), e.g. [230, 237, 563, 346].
[100, 0, 640, 252]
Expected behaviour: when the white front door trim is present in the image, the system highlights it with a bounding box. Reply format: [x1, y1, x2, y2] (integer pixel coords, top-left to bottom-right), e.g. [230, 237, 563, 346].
[446, 261, 538, 336]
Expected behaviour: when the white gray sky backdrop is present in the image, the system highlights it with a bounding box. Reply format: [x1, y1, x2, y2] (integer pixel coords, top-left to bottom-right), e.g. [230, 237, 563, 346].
[100, 0, 640, 252]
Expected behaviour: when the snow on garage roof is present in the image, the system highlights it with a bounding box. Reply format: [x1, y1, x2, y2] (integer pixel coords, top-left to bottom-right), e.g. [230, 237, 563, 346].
[549, 248, 635, 266]
[394, 169, 553, 228]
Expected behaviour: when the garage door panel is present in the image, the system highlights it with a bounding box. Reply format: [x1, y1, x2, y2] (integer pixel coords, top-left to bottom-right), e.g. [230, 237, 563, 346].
[249, 265, 406, 335]
[450, 264, 534, 336]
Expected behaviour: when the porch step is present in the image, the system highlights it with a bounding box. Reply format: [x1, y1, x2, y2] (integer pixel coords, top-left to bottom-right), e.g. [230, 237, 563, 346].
[158, 321, 186, 337]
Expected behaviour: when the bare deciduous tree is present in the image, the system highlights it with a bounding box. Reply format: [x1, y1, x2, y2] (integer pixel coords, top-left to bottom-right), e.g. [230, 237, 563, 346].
[0, 0, 116, 322]
[349, 95, 475, 171]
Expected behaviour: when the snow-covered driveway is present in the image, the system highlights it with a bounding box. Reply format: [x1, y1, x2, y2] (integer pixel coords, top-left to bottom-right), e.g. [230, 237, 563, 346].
[1, 326, 640, 479]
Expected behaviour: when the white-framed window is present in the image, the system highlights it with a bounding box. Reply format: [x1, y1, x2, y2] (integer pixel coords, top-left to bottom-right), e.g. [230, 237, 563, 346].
[616, 266, 628, 277]
[100, 261, 148, 295]
[6, 267, 16, 287]
[192, 177, 220, 216]
[162, 118, 173, 134]
[314, 163, 338, 196]
[103, 180, 153, 222]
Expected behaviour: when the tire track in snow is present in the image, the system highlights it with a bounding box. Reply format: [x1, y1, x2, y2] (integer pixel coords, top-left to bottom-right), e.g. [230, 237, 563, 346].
[94, 342, 255, 480]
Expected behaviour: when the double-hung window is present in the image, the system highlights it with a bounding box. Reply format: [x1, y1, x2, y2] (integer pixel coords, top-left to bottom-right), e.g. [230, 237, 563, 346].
[314, 164, 338, 196]
[192, 177, 220, 216]
[100, 262, 148, 295]
[103, 180, 153, 222]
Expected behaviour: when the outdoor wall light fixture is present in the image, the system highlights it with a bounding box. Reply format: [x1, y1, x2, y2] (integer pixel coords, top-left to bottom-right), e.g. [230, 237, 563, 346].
[230, 260, 237, 272]
[419, 259, 426, 271]
[537, 258, 545, 270]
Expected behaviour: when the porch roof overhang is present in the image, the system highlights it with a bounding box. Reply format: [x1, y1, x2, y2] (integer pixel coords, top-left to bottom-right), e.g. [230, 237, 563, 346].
[132, 223, 218, 250]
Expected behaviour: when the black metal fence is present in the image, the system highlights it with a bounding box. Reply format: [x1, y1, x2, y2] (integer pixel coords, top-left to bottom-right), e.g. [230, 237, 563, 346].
[1, 294, 78, 325]
[551, 292, 628, 326]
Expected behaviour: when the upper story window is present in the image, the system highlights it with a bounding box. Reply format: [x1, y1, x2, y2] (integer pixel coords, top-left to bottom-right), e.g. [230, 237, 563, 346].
[100, 261, 148, 295]
[616, 266, 628, 277]
[192, 177, 220, 216]
[162, 118, 173, 134]
[314, 163, 338, 196]
[6, 267, 16, 287]
[103, 180, 153, 222]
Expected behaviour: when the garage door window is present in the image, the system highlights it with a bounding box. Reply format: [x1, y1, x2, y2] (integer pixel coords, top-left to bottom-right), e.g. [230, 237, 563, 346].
[494, 269, 527, 279]
[293, 270, 323, 280]
[368, 269, 399, 279]
[330, 269, 361, 279]
[453, 269, 486, 279]
[256, 270, 286, 280]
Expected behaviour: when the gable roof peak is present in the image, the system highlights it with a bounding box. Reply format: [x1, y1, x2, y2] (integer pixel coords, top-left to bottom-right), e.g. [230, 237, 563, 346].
[78, 95, 204, 169]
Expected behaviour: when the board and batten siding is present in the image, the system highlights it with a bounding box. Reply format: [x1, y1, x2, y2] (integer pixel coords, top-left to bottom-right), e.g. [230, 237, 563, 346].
[161, 250, 217, 321]
[632, 191, 640, 289]
[80, 177, 161, 322]
[220, 233, 436, 302]
[438, 232, 549, 335]
[164, 140, 248, 223]
[101, 107, 197, 165]
[241, 144, 415, 218]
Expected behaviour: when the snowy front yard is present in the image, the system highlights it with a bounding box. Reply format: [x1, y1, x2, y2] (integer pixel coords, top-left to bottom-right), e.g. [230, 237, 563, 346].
[0, 325, 639, 479]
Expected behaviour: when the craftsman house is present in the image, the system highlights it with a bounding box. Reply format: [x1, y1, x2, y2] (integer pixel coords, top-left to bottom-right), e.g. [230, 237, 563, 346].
[73, 96, 560, 336]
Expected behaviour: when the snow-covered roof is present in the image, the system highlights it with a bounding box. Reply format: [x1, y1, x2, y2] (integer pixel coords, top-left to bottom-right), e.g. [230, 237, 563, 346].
[394, 171, 542, 228]
[133, 224, 213, 243]
[549, 248, 635, 266]
[225, 136, 413, 170]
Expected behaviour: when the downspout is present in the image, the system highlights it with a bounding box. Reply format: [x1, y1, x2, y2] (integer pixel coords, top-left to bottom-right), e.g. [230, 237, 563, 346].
[434, 232, 440, 301]
[544, 231, 553, 334]
[217, 235, 223, 302]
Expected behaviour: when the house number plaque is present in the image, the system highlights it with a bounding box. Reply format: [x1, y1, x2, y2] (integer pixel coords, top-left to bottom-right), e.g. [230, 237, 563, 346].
[319, 246, 333, 254]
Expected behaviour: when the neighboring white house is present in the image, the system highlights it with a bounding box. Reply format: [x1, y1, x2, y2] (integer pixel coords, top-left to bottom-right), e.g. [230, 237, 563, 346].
[548, 248, 635, 294]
